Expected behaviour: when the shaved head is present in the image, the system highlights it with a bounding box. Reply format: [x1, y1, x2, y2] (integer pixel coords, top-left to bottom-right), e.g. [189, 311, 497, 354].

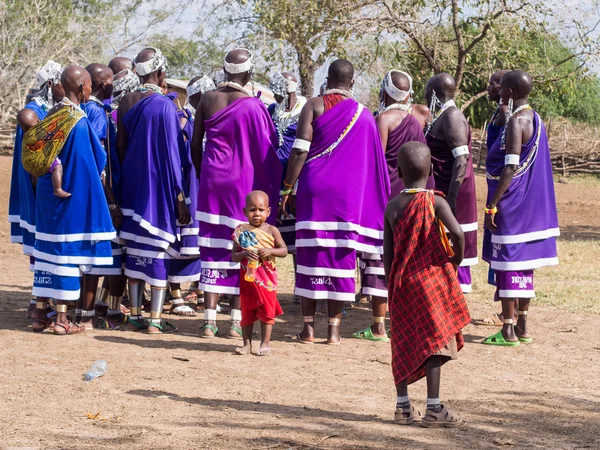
[397, 141, 431, 185]
[246, 190, 269, 207]
[391, 71, 411, 91]
[490, 70, 509, 84]
[328, 59, 354, 88]
[500, 70, 533, 99]
[136, 47, 157, 64]
[60, 65, 92, 104]
[225, 48, 252, 65]
[488, 70, 509, 103]
[108, 56, 133, 75]
[85, 63, 113, 91]
[426, 73, 456, 100]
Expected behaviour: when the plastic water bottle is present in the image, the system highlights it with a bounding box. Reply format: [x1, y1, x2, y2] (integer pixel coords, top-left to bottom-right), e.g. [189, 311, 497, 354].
[84, 360, 108, 381]
[245, 259, 259, 282]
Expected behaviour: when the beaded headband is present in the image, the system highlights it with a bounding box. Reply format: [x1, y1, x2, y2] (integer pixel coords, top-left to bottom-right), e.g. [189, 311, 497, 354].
[35, 60, 63, 88]
[269, 72, 298, 97]
[113, 69, 140, 93]
[381, 69, 413, 102]
[186, 75, 216, 97]
[223, 48, 255, 74]
[135, 47, 167, 76]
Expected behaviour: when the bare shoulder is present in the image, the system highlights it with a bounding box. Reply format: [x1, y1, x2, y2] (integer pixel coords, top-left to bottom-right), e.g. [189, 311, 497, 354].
[444, 106, 468, 125]
[433, 194, 449, 209]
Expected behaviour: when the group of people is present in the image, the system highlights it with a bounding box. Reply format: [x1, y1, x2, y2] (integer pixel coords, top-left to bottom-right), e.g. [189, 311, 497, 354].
[8, 46, 559, 427]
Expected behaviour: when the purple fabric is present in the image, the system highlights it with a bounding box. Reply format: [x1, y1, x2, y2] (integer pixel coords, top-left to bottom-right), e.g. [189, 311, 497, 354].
[426, 127, 478, 263]
[120, 94, 185, 252]
[483, 111, 559, 271]
[197, 97, 282, 295]
[457, 267, 472, 293]
[386, 114, 433, 197]
[359, 255, 387, 297]
[168, 257, 201, 283]
[493, 270, 535, 300]
[295, 247, 356, 301]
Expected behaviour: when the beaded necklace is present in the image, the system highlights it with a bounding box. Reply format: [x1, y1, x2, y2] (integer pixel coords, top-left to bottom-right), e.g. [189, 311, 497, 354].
[424, 99, 456, 136]
[137, 83, 163, 94]
[400, 188, 430, 194]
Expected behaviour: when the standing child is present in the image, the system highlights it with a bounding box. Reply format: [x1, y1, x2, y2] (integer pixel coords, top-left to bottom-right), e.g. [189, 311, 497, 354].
[232, 191, 288, 356]
[383, 142, 470, 427]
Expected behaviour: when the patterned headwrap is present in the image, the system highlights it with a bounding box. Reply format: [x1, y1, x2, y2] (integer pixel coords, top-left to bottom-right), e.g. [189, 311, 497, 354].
[35, 60, 63, 88]
[186, 75, 216, 97]
[135, 47, 167, 76]
[223, 48, 255, 75]
[269, 72, 298, 97]
[381, 69, 413, 102]
[113, 69, 140, 94]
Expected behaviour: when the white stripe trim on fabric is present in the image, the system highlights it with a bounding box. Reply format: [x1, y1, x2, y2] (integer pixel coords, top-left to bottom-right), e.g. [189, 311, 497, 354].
[123, 268, 168, 287]
[121, 208, 176, 243]
[444, 222, 479, 233]
[296, 221, 383, 239]
[34, 261, 81, 277]
[295, 238, 382, 255]
[195, 211, 244, 229]
[360, 253, 381, 261]
[452, 145, 469, 158]
[125, 247, 172, 260]
[33, 250, 112, 266]
[19, 220, 36, 233]
[181, 228, 199, 236]
[88, 268, 123, 276]
[491, 257, 558, 271]
[277, 226, 296, 233]
[491, 227, 560, 245]
[296, 265, 356, 278]
[32, 287, 80, 301]
[23, 245, 34, 256]
[294, 287, 355, 302]
[460, 257, 479, 267]
[198, 283, 240, 295]
[179, 247, 200, 256]
[168, 274, 201, 283]
[200, 260, 240, 270]
[35, 231, 116, 243]
[10, 235, 23, 244]
[8, 214, 20, 223]
[498, 289, 536, 298]
[198, 237, 234, 250]
[460, 284, 472, 293]
[364, 266, 385, 276]
[119, 231, 169, 250]
[362, 287, 388, 297]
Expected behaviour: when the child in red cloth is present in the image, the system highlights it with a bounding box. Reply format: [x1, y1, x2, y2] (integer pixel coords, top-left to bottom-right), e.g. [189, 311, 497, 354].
[232, 191, 288, 356]
[384, 142, 470, 427]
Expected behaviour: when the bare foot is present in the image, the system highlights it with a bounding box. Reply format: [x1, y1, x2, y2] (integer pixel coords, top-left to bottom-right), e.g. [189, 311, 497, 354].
[297, 323, 314, 343]
[80, 319, 95, 331]
[54, 189, 71, 198]
[235, 343, 252, 355]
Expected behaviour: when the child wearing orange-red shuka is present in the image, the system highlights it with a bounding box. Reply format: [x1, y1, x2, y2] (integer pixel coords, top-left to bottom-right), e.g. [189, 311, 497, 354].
[232, 190, 288, 356]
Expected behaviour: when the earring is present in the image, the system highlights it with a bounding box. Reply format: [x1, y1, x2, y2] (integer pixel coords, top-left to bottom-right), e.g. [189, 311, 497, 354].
[506, 97, 514, 118]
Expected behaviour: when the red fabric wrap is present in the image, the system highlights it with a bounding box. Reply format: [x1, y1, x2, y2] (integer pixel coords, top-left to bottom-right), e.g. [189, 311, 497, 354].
[388, 191, 470, 385]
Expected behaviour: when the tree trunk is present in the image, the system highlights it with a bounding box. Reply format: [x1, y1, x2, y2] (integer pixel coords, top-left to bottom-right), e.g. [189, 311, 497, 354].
[297, 49, 315, 97]
[460, 90, 488, 112]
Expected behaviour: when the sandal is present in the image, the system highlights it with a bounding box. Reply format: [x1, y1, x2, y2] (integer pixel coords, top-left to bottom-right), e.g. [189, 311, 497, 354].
[394, 405, 422, 425]
[228, 324, 242, 339]
[472, 313, 503, 327]
[147, 320, 178, 334]
[420, 405, 462, 428]
[169, 301, 197, 316]
[53, 321, 85, 335]
[32, 318, 52, 332]
[95, 317, 122, 330]
[291, 333, 314, 344]
[128, 317, 148, 331]
[120, 304, 131, 315]
[482, 330, 520, 346]
[200, 323, 219, 338]
[256, 346, 271, 356]
[352, 326, 389, 342]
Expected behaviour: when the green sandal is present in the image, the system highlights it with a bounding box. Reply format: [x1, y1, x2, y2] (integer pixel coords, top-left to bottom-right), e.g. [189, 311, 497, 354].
[128, 317, 148, 330]
[482, 331, 520, 346]
[518, 337, 533, 343]
[228, 324, 242, 339]
[147, 320, 178, 334]
[200, 323, 219, 338]
[352, 326, 389, 342]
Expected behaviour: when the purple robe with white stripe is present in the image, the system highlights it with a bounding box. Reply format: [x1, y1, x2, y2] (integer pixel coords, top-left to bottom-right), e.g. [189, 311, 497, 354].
[197, 97, 282, 295]
[483, 110, 559, 271]
[119, 94, 186, 287]
[295, 99, 390, 301]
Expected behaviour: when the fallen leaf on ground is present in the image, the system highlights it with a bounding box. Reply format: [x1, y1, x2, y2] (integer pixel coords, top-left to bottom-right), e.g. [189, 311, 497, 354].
[85, 412, 108, 421]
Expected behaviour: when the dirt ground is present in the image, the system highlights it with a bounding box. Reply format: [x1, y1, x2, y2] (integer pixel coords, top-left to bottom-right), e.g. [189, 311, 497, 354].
[0, 155, 599, 450]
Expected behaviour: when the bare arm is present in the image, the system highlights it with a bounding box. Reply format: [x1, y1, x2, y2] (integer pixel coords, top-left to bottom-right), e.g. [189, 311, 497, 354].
[257, 226, 288, 259]
[444, 110, 470, 211]
[191, 98, 206, 178]
[282, 98, 315, 187]
[435, 195, 464, 266]
[383, 205, 394, 285]
[231, 243, 258, 262]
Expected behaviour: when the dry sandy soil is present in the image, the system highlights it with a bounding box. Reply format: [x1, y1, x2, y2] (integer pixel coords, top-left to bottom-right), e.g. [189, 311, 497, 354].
[0, 155, 598, 450]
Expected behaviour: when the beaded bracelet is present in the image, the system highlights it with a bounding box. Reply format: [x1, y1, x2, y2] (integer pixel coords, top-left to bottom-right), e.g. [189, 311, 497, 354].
[485, 206, 497, 215]
[280, 188, 293, 196]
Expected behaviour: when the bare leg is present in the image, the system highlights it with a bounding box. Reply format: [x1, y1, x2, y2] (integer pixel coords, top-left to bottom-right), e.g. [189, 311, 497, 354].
[51, 164, 71, 198]
[201, 292, 219, 337]
[81, 274, 99, 329]
[371, 296, 387, 336]
[500, 298, 518, 342]
[53, 301, 84, 335]
[327, 300, 343, 344]
[236, 324, 253, 355]
[515, 298, 530, 339]
[425, 356, 441, 403]
[32, 298, 50, 331]
[258, 322, 273, 355]
[298, 297, 316, 342]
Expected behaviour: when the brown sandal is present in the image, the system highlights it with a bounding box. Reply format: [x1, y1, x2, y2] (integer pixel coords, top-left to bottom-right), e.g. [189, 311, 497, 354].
[420, 405, 462, 428]
[53, 321, 85, 335]
[394, 405, 422, 425]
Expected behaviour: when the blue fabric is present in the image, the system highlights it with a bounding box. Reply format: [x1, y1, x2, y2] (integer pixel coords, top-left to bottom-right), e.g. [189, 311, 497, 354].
[33, 264, 81, 301]
[34, 113, 115, 266]
[268, 102, 297, 183]
[8, 101, 47, 252]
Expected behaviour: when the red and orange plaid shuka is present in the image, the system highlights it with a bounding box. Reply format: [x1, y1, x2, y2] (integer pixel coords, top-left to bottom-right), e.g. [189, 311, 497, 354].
[389, 191, 470, 385]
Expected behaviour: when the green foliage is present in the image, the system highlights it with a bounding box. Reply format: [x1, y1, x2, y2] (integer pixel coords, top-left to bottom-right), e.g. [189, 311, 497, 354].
[151, 34, 224, 79]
